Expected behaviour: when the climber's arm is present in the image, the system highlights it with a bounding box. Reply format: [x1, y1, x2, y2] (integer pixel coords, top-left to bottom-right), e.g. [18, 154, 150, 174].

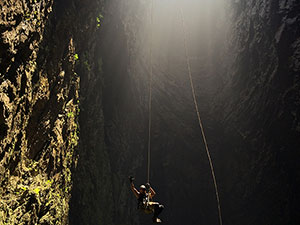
[131, 183, 140, 198]
[149, 186, 156, 198]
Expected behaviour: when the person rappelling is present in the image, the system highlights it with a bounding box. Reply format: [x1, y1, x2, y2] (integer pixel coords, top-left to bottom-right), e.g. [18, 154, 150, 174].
[129, 176, 164, 223]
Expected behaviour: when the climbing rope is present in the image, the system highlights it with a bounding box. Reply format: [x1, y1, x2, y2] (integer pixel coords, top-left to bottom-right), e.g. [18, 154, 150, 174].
[179, 8, 223, 225]
[147, 0, 154, 184]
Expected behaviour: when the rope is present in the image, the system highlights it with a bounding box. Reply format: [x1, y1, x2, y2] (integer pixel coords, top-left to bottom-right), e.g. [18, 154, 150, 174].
[179, 8, 223, 225]
[147, 0, 154, 184]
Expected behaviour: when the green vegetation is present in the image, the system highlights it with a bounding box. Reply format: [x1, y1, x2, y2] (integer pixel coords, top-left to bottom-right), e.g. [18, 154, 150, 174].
[0, 1, 82, 224]
[74, 53, 79, 61]
[67, 111, 74, 118]
[96, 13, 104, 28]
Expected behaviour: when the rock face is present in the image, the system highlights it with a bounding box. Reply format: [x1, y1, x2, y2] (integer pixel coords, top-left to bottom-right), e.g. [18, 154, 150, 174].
[0, 0, 102, 224]
[216, 1, 300, 224]
[70, 1, 148, 224]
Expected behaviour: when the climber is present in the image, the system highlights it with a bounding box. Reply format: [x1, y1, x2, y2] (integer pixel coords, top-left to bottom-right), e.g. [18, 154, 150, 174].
[129, 176, 164, 223]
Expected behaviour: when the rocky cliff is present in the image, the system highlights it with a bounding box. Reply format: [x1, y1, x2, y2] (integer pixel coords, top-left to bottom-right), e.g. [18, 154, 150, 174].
[0, 0, 103, 224]
[216, 1, 300, 224]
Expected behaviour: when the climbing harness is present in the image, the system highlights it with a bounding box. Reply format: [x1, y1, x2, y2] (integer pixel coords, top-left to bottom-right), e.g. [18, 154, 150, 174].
[138, 193, 154, 214]
[179, 8, 223, 225]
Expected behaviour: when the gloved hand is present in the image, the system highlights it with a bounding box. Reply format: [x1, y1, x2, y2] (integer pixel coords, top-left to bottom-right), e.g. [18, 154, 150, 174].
[145, 183, 151, 189]
[129, 175, 135, 183]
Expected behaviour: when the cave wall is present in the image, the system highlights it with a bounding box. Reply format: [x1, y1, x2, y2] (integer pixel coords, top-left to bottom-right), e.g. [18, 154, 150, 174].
[216, 1, 300, 224]
[70, 0, 146, 224]
[0, 0, 104, 224]
[0, 0, 147, 224]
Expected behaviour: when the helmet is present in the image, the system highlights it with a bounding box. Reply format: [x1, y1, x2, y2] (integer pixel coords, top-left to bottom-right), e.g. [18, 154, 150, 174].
[140, 185, 146, 190]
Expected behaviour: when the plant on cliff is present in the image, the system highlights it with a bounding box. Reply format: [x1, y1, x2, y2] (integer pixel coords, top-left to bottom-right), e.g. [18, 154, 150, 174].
[96, 13, 103, 28]
[74, 53, 79, 61]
